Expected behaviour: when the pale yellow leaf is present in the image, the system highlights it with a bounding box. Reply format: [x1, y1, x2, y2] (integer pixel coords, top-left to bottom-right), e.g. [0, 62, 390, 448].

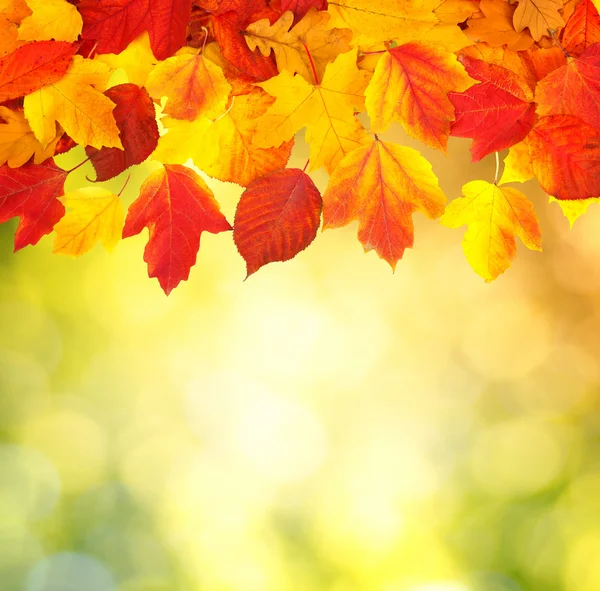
[18, 0, 82, 42]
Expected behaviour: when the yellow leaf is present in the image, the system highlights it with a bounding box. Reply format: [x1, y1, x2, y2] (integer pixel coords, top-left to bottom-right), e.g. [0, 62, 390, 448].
[500, 138, 534, 184]
[513, 0, 565, 41]
[254, 49, 370, 173]
[95, 32, 157, 88]
[323, 138, 447, 268]
[146, 48, 231, 121]
[23, 55, 122, 150]
[153, 89, 293, 187]
[244, 8, 352, 83]
[18, 0, 82, 42]
[441, 180, 542, 281]
[327, 0, 439, 45]
[0, 106, 60, 167]
[434, 0, 479, 23]
[549, 196, 600, 228]
[53, 187, 124, 256]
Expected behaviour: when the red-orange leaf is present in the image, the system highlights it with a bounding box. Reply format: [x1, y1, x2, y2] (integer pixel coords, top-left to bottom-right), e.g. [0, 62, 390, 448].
[529, 115, 600, 200]
[536, 44, 600, 131]
[561, 0, 600, 56]
[234, 168, 322, 277]
[0, 41, 76, 102]
[280, 0, 327, 19]
[449, 54, 536, 161]
[0, 159, 67, 250]
[85, 83, 159, 182]
[122, 165, 232, 294]
[79, 0, 192, 60]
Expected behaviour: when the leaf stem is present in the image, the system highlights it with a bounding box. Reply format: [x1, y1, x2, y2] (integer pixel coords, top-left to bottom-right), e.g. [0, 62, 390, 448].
[549, 29, 569, 57]
[65, 157, 91, 175]
[302, 159, 310, 172]
[117, 175, 131, 197]
[494, 151, 500, 185]
[200, 26, 209, 53]
[360, 50, 387, 56]
[303, 42, 319, 85]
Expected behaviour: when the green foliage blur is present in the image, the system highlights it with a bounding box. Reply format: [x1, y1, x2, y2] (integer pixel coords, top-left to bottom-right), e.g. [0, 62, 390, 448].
[1, 132, 600, 591]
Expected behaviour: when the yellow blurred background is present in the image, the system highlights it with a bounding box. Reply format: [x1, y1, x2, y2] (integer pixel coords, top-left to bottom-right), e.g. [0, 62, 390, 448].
[1, 123, 600, 591]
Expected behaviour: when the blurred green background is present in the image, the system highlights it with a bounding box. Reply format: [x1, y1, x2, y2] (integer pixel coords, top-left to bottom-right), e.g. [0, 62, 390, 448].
[1, 124, 600, 591]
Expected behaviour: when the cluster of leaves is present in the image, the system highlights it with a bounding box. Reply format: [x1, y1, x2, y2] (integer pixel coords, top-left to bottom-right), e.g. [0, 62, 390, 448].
[1, 0, 600, 292]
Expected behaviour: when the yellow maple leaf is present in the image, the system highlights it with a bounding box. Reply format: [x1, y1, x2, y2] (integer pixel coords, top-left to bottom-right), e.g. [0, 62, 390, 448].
[23, 55, 122, 150]
[0, 106, 60, 167]
[244, 8, 352, 84]
[146, 47, 232, 121]
[53, 187, 124, 256]
[500, 138, 534, 184]
[153, 89, 294, 187]
[513, 0, 565, 41]
[327, 0, 439, 45]
[0, 0, 30, 57]
[95, 32, 157, 88]
[254, 49, 370, 173]
[18, 0, 82, 43]
[434, 0, 479, 23]
[549, 196, 600, 228]
[440, 180, 542, 281]
[323, 138, 447, 268]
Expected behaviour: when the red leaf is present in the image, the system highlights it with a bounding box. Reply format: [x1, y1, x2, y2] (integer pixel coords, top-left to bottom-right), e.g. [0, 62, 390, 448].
[280, 0, 327, 19]
[234, 168, 322, 276]
[85, 83, 159, 182]
[0, 160, 67, 251]
[123, 164, 232, 294]
[79, 0, 192, 60]
[561, 0, 600, 56]
[529, 115, 600, 200]
[0, 41, 77, 103]
[449, 54, 536, 161]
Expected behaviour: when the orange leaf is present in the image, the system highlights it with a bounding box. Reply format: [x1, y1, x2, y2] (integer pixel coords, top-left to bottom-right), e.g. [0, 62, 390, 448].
[234, 168, 322, 276]
[322, 138, 446, 269]
[513, 0, 565, 41]
[561, 0, 600, 56]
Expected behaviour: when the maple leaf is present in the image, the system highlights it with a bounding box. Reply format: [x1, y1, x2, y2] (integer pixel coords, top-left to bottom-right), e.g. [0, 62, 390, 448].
[465, 0, 535, 51]
[53, 188, 124, 256]
[234, 168, 322, 276]
[243, 8, 352, 84]
[441, 180, 542, 281]
[529, 115, 600, 200]
[434, 0, 479, 23]
[23, 55, 122, 151]
[0, 40, 76, 102]
[85, 83, 159, 182]
[79, 0, 192, 61]
[254, 49, 370, 173]
[17, 0, 82, 43]
[561, 0, 600, 55]
[322, 138, 447, 268]
[146, 48, 232, 121]
[0, 106, 61, 168]
[0, 158, 67, 250]
[499, 138, 534, 184]
[326, 0, 439, 45]
[535, 44, 600, 131]
[153, 89, 294, 187]
[365, 42, 474, 151]
[449, 54, 536, 161]
[280, 0, 327, 19]
[122, 164, 232, 294]
[513, 0, 565, 42]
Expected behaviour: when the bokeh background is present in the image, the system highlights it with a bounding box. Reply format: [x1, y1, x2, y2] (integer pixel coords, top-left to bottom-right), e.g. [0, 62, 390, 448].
[1, 121, 600, 591]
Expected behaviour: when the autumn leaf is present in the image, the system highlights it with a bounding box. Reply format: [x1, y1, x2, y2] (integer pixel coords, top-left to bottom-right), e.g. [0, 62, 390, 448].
[0, 158, 67, 250]
[529, 115, 600, 200]
[549, 195, 600, 227]
[0, 40, 76, 102]
[18, 0, 82, 43]
[146, 48, 232, 121]
[499, 138, 534, 184]
[322, 138, 446, 268]
[280, 0, 327, 19]
[23, 55, 122, 151]
[234, 168, 322, 276]
[365, 42, 474, 151]
[53, 187, 124, 256]
[536, 44, 600, 131]
[0, 106, 61, 168]
[561, 0, 600, 55]
[243, 8, 352, 84]
[153, 89, 293, 187]
[449, 54, 536, 161]
[513, 0, 565, 41]
[0, 0, 30, 58]
[85, 83, 159, 182]
[78, 0, 192, 60]
[441, 180, 542, 281]
[254, 49, 370, 173]
[123, 165, 232, 294]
